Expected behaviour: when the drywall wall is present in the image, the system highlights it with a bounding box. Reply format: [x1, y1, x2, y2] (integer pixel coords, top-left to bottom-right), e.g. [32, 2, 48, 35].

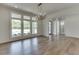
[0, 5, 43, 44]
[42, 18, 49, 37]
[0, 6, 11, 43]
[64, 15, 79, 38]
[43, 6, 79, 38]
[37, 20, 43, 35]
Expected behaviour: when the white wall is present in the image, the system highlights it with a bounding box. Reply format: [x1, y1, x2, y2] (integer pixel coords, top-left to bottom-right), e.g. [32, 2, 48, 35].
[1, 5, 79, 44]
[0, 5, 43, 44]
[42, 18, 49, 37]
[37, 20, 43, 36]
[0, 6, 11, 44]
[43, 6, 79, 38]
[64, 15, 79, 38]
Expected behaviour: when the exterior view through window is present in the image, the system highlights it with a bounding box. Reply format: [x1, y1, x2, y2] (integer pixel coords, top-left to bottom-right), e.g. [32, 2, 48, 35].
[11, 12, 37, 37]
[23, 21, 30, 35]
[11, 13, 21, 37]
[12, 20, 21, 37]
[32, 17, 37, 34]
[32, 21, 37, 34]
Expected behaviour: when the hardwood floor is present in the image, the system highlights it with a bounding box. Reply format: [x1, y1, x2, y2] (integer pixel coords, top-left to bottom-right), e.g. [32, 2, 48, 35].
[0, 36, 79, 55]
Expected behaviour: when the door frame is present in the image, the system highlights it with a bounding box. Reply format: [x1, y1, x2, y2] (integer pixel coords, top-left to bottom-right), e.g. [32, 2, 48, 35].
[48, 20, 52, 35]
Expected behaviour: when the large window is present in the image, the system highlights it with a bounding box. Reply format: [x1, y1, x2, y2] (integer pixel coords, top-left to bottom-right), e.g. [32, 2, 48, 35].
[23, 21, 30, 35]
[23, 15, 30, 20]
[12, 19, 21, 37]
[11, 12, 38, 38]
[11, 13, 21, 18]
[23, 15, 31, 35]
[32, 22, 37, 34]
[32, 17, 37, 34]
[11, 13, 22, 37]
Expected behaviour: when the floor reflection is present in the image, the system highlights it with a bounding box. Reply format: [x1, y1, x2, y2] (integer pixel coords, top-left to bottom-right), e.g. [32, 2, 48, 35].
[0, 36, 79, 55]
[9, 38, 39, 55]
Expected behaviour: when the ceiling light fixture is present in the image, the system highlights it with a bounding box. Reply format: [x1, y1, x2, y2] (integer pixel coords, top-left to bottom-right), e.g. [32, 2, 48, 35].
[37, 3, 46, 20]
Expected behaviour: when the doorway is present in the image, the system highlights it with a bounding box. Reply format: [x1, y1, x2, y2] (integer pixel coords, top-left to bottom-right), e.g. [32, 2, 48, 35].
[48, 21, 52, 35]
[52, 17, 64, 36]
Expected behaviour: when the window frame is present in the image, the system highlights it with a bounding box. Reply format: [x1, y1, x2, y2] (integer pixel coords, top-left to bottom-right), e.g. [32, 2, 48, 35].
[11, 12, 38, 38]
[11, 19, 22, 37]
[32, 21, 37, 34]
[11, 13, 22, 37]
[23, 20, 31, 35]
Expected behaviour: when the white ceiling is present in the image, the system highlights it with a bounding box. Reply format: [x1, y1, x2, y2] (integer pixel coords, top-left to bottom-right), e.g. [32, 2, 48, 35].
[3, 3, 79, 15]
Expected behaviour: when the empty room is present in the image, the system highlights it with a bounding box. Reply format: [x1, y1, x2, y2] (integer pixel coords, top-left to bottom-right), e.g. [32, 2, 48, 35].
[0, 3, 79, 55]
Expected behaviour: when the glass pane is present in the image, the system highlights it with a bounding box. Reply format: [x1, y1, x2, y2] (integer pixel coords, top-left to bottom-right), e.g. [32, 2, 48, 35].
[49, 21, 52, 34]
[32, 17, 37, 21]
[11, 13, 21, 18]
[32, 22, 37, 34]
[23, 16, 30, 20]
[23, 21, 30, 35]
[12, 19, 21, 37]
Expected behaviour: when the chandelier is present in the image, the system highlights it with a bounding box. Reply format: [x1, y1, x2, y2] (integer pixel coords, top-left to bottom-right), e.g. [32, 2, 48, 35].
[37, 3, 46, 20]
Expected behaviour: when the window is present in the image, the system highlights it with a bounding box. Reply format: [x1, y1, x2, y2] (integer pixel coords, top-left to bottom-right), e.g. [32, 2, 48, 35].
[23, 16, 30, 20]
[12, 19, 21, 37]
[11, 12, 38, 38]
[32, 16, 37, 34]
[23, 21, 30, 35]
[32, 17, 37, 21]
[11, 13, 21, 18]
[49, 21, 52, 34]
[11, 13, 22, 37]
[32, 21, 37, 34]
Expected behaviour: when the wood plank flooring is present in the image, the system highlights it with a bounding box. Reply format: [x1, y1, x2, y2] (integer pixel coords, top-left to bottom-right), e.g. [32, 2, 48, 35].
[0, 36, 79, 55]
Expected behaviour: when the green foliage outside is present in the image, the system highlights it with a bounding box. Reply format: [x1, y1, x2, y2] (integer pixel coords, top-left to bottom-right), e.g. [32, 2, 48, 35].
[12, 20, 37, 29]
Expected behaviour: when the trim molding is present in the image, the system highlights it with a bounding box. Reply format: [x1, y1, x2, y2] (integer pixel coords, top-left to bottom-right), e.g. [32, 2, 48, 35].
[0, 35, 45, 45]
